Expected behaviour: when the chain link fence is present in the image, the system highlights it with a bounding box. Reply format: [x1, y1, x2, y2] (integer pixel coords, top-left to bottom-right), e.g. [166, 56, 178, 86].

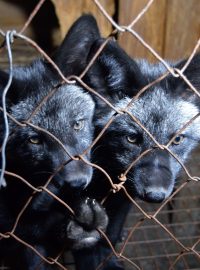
[0, 0, 200, 269]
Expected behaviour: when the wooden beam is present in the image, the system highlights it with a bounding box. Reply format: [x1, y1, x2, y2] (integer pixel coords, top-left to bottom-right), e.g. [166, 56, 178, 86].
[118, 0, 167, 62]
[51, 0, 115, 39]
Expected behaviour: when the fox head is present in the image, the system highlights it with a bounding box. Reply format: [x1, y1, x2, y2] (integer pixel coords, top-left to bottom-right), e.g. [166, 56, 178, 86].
[0, 15, 100, 191]
[86, 39, 200, 202]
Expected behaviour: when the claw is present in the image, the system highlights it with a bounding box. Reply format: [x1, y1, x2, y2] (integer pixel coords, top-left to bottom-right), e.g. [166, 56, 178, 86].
[85, 197, 90, 204]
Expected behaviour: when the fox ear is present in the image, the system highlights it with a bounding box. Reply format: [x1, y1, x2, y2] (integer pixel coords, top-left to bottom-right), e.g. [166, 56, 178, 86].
[0, 70, 8, 89]
[171, 54, 200, 104]
[0, 69, 23, 105]
[176, 54, 200, 88]
[0, 16, 100, 104]
[52, 14, 100, 76]
[0, 70, 16, 105]
[84, 39, 145, 105]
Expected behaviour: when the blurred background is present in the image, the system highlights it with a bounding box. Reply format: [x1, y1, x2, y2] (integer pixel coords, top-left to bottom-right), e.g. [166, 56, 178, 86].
[0, 0, 199, 60]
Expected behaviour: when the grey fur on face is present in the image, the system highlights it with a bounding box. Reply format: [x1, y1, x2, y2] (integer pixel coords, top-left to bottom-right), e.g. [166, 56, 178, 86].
[91, 51, 200, 203]
[11, 84, 94, 141]
[97, 87, 200, 200]
[8, 83, 95, 189]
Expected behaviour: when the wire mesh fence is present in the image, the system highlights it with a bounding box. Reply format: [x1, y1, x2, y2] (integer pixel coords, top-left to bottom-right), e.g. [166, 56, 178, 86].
[0, 0, 200, 269]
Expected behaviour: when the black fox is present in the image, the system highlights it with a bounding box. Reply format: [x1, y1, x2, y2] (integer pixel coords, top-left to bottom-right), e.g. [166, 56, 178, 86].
[0, 16, 108, 270]
[73, 31, 200, 269]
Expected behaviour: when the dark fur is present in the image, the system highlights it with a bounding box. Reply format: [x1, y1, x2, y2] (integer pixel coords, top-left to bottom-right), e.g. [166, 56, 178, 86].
[0, 15, 108, 270]
[73, 35, 200, 269]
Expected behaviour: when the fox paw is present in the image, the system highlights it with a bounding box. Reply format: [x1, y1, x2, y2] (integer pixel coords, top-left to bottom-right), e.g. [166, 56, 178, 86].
[66, 198, 108, 249]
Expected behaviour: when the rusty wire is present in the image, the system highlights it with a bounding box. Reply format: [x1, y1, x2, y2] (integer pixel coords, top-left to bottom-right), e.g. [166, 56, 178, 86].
[0, 0, 200, 269]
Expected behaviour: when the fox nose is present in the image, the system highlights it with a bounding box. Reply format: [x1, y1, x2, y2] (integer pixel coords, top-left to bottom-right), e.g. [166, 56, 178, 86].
[145, 189, 166, 203]
[70, 177, 89, 189]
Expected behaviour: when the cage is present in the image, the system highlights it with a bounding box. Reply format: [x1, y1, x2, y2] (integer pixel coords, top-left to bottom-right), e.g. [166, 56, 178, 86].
[0, 1, 200, 270]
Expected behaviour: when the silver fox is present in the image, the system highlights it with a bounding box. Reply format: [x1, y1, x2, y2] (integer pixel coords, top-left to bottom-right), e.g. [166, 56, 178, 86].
[73, 18, 200, 270]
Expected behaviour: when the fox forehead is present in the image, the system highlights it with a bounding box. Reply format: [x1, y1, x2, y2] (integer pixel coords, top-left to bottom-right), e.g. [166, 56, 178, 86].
[8, 84, 95, 145]
[97, 88, 200, 140]
[11, 84, 95, 123]
[129, 88, 199, 132]
[41, 84, 95, 119]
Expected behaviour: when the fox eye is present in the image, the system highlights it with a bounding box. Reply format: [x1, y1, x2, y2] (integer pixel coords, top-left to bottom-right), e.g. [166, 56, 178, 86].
[172, 134, 185, 145]
[28, 136, 41, 145]
[74, 120, 84, 131]
[127, 135, 137, 144]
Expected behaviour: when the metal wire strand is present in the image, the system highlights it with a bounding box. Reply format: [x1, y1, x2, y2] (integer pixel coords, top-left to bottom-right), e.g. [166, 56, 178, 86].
[0, 30, 16, 187]
[0, 1, 200, 269]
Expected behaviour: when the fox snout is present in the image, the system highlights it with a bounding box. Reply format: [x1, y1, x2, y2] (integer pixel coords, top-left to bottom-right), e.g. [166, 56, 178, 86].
[144, 187, 168, 203]
[134, 150, 175, 203]
[58, 159, 93, 189]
